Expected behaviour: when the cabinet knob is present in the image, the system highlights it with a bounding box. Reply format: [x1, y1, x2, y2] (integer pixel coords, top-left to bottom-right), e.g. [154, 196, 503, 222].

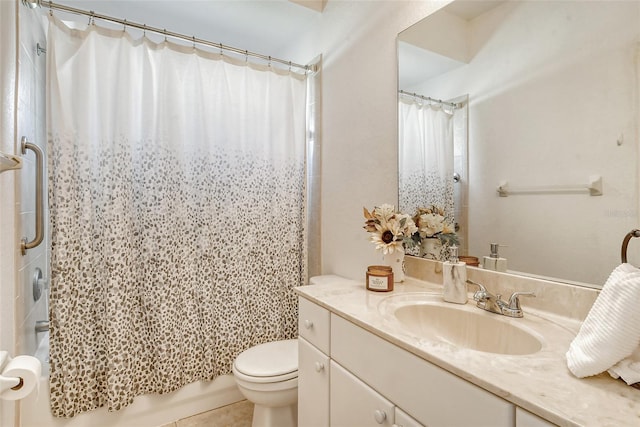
[304, 319, 313, 329]
[374, 409, 387, 424]
[314, 362, 324, 372]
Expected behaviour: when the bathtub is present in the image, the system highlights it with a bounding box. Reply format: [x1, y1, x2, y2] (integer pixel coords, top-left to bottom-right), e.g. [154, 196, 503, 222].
[21, 334, 244, 427]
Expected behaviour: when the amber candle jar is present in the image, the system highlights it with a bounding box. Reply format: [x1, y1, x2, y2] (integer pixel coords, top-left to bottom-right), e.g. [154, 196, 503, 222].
[366, 265, 394, 292]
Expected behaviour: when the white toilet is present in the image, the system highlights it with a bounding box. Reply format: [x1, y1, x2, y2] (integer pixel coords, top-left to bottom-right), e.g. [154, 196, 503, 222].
[232, 338, 298, 427]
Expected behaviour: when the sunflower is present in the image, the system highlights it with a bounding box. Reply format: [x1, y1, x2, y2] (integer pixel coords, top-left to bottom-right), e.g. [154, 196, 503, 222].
[363, 206, 418, 254]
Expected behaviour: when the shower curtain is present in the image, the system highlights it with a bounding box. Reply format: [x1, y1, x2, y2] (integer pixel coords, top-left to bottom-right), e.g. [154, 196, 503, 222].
[398, 98, 454, 216]
[46, 16, 307, 417]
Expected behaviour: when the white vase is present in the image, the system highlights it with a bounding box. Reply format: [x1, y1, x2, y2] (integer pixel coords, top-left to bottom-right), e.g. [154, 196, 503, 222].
[382, 246, 405, 282]
[420, 238, 442, 260]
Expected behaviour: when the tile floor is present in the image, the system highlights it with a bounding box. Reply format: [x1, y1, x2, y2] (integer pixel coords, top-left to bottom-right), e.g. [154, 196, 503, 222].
[160, 400, 253, 427]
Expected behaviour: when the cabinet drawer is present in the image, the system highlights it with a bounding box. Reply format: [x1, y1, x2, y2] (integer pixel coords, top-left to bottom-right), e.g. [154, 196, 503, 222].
[299, 297, 330, 354]
[331, 314, 515, 427]
[331, 360, 395, 427]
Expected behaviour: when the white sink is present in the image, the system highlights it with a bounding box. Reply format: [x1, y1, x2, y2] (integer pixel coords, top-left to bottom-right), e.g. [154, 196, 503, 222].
[379, 293, 543, 356]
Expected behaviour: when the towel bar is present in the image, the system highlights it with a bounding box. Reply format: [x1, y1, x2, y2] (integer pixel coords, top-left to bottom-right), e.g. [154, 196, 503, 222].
[620, 229, 640, 264]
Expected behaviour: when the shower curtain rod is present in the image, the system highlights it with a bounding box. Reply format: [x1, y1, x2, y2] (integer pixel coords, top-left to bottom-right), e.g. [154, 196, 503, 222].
[399, 90, 462, 109]
[26, 0, 315, 73]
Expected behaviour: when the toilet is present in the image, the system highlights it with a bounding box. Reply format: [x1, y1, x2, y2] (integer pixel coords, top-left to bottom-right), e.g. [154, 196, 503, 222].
[232, 338, 298, 427]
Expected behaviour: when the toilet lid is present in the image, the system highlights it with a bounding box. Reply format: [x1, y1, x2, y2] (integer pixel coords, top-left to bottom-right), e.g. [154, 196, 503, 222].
[234, 339, 298, 379]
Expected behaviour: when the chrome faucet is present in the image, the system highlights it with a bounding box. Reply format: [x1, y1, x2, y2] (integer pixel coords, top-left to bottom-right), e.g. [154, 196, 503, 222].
[466, 280, 535, 318]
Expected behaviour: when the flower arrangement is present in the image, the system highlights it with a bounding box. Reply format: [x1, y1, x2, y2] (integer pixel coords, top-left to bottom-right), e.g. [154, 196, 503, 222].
[363, 204, 418, 254]
[413, 205, 459, 246]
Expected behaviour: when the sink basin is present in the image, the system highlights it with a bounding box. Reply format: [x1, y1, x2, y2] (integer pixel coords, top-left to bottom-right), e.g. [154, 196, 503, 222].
[381, 294, 543, 356]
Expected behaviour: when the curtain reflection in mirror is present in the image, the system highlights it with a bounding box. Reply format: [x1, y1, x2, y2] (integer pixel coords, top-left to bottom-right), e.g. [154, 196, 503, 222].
[399, 94, 469, 258]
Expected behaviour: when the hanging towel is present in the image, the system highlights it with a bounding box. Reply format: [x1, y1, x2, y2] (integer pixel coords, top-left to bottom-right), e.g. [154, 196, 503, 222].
[566, 263, 640, 379]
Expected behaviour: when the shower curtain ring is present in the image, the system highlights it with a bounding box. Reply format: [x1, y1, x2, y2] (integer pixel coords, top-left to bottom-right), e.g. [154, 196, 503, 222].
[163, 29, 167, 42]
[219, 42, 223, 55]
[245, 50, 249, 62]
[143, 24, 146, 37]
[192, 36, 196, 49]
[123, 19, 127, 32]
[268, 56, 272, 67]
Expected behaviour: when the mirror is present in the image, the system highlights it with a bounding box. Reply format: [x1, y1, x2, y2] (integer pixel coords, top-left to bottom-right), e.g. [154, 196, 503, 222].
[398, 0, 640, 288]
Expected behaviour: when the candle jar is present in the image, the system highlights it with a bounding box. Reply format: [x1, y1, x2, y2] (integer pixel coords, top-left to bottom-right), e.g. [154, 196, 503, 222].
[366, 265, 394, 292]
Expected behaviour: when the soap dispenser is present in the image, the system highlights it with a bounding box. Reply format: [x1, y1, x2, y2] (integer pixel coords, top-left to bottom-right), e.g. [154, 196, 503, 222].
[482, 243, 508, 272]
[443, 245, 468, 304]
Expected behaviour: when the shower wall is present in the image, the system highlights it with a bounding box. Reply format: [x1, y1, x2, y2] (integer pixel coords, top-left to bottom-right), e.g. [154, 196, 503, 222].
[0, 0, 18, 423]
[0, 1, 48, 425]
[0, 3, 47, 425]
[16, 0, 48, 362]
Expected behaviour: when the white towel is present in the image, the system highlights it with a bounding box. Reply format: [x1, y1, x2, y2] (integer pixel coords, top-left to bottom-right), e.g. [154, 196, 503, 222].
[608, 347, 640, 385]
[566, 263, 640, 379]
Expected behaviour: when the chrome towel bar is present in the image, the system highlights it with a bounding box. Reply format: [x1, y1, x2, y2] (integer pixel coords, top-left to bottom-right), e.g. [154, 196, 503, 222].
[21, 137, 44, 255]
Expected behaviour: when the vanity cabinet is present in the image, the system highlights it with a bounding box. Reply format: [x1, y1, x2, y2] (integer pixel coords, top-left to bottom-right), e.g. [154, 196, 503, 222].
[298, 296, 555, 427]
[331, 313, 514, 427]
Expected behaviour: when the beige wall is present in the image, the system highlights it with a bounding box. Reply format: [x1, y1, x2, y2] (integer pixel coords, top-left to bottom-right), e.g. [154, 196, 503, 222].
[313, 1, 449, 279]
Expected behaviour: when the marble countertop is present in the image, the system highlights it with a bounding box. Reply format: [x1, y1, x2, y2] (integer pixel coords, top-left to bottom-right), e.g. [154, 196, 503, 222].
[295, 276, 640, 427]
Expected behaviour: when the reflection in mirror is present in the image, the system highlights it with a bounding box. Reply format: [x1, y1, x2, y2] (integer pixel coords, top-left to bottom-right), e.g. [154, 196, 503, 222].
[398, 0, 640, 288]
[398, 91, 468, 260]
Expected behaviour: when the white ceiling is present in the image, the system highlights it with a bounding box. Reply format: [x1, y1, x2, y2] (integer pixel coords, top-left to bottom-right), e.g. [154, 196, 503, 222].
[52, 0, 321, 59]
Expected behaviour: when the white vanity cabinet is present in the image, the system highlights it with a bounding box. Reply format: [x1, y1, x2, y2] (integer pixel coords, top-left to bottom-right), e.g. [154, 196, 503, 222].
[330, 313, 514, 427]
[298, 296, 554, 427]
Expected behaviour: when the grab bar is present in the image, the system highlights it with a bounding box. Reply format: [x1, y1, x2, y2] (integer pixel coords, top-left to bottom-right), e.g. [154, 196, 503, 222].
[621, 229, 640, 264]
[21, 137, 44, 255]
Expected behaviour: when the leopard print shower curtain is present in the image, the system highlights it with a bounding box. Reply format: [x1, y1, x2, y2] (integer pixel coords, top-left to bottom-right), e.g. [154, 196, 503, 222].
[46, 15, 307, 417]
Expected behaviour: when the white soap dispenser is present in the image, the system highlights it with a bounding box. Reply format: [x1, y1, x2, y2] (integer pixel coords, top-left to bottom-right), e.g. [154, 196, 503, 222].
[482, 243, 508, 272]
[443, 245, 468, 304]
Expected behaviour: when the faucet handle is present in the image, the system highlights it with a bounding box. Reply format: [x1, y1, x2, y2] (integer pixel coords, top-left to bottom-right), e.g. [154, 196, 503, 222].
[466, 279, 486, 292]
[466, 279, 488, 302]
[507, 291, 536, 310]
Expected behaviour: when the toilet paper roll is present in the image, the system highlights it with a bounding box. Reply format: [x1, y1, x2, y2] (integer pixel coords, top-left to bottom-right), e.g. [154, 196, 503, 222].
[0, 355, 41, 401]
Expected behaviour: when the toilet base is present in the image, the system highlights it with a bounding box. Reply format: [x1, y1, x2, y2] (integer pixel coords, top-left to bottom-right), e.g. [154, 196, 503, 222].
[252, 403, 297, 427]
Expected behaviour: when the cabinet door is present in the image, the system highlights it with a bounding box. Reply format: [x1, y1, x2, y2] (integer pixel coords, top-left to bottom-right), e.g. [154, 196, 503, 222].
[298, 337, 329, 427]
[394, 408, 424, 427]
[331, 314, 514, 427]
[516, 407, 558, 427]
[330, 361, 395, 427]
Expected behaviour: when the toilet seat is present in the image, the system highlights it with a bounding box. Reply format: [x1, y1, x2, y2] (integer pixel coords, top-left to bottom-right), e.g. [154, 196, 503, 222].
[233, 339, 298, 384]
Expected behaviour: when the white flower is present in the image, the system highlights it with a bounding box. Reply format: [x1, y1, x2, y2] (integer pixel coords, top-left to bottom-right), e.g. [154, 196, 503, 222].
[363, 205, 417, 254]
[374, 204, 396, 222]
[418, 213, 445, 238]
